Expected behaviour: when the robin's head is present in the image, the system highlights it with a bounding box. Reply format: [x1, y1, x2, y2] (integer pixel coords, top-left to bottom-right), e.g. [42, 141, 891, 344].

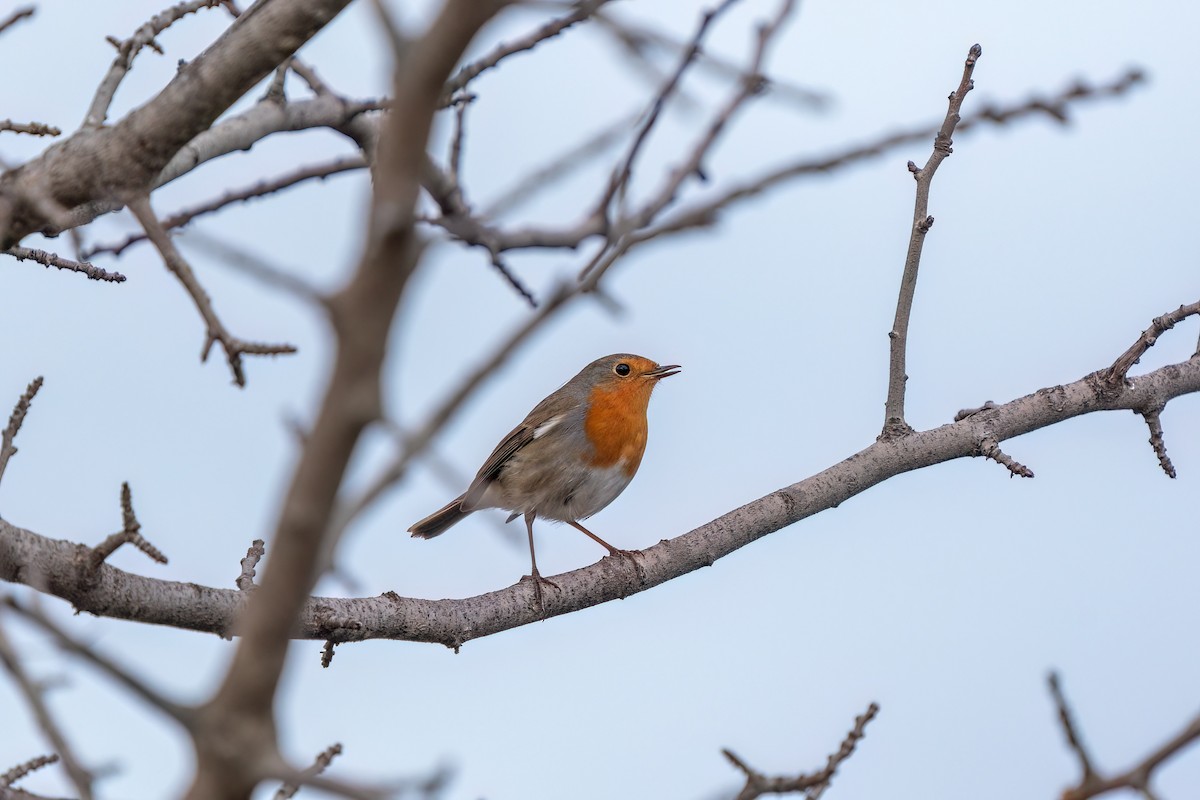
[581, 354, 681, 392]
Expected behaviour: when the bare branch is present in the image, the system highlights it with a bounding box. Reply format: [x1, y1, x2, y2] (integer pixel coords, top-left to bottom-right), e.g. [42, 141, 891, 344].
[2, 595, 191, 725]
[596, 0, 739, 219]
[978, 436, 1034, 478]
[1051, 671, 1200, 800]
[0, 376, 42, 491]
[0, 626, 94, 799]
[428, 69, 1148, 260]
[441, 0, 614, 104]
[128, 195, 298, 386]
[593, 9, 829, 111]
[1, 0, 356, 248]
[882, 43, 982, 439]
[0, 6, 34, 37]
[87, 483, 168, 574]
[4, 246, 126, 282]
[0, 754, 58, 790]
[1104, 299, 1200, 386]
[237, 539, 266, 591]
[0, 120, 60, 137]
[1139, 407, 1176, 478]
[5, 352, 1198, 647]
[83, 0, 230, 129]
[723, 702, 879, 800]
[184, 1, 511, 795]
[84, 156, 367, 259]
[481, 111, 635, 217]
[329, 282, 574, 537]
[177, 229, 327, 309]
[274, 743, 343, 800]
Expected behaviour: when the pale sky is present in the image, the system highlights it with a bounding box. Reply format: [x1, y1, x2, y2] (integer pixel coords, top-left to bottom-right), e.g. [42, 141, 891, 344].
[1, 1, 1198, 799]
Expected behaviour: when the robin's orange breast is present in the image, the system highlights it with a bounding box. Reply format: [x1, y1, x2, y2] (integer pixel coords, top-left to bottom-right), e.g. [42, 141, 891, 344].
[583, 380, 653, 476]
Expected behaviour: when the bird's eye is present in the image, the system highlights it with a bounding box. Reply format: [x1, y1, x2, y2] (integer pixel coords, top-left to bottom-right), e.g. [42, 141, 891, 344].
[613, 362, 631, 377]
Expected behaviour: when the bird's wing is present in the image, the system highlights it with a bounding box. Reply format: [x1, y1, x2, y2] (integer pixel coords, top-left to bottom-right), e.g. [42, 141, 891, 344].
[461, 421, 535, 509]
[460, 392, 574, 510]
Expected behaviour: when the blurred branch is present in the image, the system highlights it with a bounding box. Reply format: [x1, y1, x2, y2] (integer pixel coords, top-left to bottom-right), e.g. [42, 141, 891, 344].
[592, 9, 828, 111]
[3, 595, 191, 724]
[84, 156, 366, 259]
[1051, 671, 1200, 800]
[882, 44, 981, 439]
[0, 6, 35, 37]
[0, 623, 94, 799]
[273, 743, 342, 800]
[723, 702, 878, 800]
[440, 0, 615, 104]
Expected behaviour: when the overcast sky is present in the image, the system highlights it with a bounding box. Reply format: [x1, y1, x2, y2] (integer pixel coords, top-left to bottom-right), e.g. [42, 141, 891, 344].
[1, 1, 1198, 799]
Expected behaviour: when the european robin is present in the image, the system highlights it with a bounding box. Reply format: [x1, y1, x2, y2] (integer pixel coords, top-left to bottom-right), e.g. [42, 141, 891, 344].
[408, 353, 680, 605]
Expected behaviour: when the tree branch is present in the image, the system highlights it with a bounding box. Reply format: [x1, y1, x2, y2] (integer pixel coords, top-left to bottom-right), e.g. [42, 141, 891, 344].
[0, 377, 42, 492]
[1051, 671, 1200, 800]
[3, 354, 1197, 648]
[0, 624, 94, 799]
[0, 0, 355, 248]
[882, 43, 982, 439]
[723, 702, 878, 800]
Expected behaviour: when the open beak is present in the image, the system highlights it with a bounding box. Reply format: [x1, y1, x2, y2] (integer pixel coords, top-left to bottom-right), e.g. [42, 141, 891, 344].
[646, 363, 682, 380]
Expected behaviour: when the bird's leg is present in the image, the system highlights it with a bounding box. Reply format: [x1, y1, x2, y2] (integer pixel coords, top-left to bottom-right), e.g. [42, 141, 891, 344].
[567, 520, 645, 581]
[521, 511, 559, 614]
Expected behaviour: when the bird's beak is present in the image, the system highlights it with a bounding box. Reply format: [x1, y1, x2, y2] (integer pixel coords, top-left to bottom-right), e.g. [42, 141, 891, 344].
[646, 364, 682, 380]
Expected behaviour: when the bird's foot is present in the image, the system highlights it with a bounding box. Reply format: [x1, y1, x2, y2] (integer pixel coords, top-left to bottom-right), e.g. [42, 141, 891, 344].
[603, 547, 647, 583]
[520, 571, 561, 616]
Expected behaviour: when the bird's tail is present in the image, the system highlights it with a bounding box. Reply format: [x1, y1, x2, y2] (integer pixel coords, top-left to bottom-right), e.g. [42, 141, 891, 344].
[408, 493, 473, 539]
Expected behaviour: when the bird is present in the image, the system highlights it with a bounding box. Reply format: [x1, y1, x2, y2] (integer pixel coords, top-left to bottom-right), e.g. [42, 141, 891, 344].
[408, 353, 680, 608]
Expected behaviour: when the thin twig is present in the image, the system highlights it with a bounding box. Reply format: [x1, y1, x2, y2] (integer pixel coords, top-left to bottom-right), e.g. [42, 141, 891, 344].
[87, 483, 169, 574]
[1049, 672, 1099, 785]
[83, 156, 367, 259]
[593, 9, 829, 111]
[4, 246, 126, 282]
[440, 0, 614, 105]
[0, 6, 34, 37]
[2, 596, 191, 725]
[724, 702, 879, 800]
[481, 111, 636, 217]
[83, 0, 229, 128]
[274, 743, 343, 800]
[596, 0, 740, 220]
[881, 43, 982, 439]
[1104, 300, 1200, 386]
[0, 120, 61, 137]
[128, 195, 298, 386]
[0, 754, 59, 789]
[427, 69, 1147, 260]
[1051, 671, 1200, 800]
[176, 229, 327, 309]
[0, 377, 42, 491]
[978, 436, 1034, 478]
[0, 623, 94, 799]
[237, 539, 266, 591]
[1140, 407, 1176, 478]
